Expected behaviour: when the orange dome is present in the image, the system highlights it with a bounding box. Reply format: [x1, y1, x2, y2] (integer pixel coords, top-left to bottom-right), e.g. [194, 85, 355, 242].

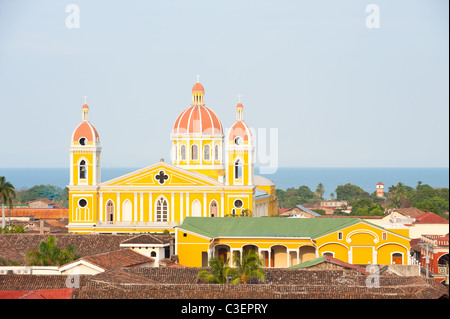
[173, 105, 223, 135]
[228, 120, 251, 143]
[192, 82, 205, 92]
[72, 121, 99, 143]
[82, 104, 89, 109]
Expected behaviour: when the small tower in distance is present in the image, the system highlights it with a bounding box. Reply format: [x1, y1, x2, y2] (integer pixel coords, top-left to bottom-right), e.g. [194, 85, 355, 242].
[376, 182, 385, 198]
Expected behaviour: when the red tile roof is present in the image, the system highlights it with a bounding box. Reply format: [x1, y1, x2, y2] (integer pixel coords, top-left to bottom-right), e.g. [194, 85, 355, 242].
[4, 208, 68, 219]
[78, 249, 154, 271]
[0, 288, 73, 299]
[414, 212, 449, 224]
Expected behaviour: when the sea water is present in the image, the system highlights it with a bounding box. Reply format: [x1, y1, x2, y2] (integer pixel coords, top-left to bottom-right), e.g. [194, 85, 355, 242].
[0, 167, 448, 198]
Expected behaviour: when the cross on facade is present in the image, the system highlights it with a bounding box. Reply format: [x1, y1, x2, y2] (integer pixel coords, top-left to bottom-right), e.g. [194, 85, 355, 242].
[155, 170, 169, 184]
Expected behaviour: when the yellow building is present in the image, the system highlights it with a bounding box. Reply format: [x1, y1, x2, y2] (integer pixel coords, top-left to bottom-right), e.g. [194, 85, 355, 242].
[176, 217, 411, 267]
[68, 81, 278, 233]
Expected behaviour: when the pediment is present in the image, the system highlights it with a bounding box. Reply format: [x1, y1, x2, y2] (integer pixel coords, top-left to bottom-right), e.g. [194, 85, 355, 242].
[100, 162, 222, 187]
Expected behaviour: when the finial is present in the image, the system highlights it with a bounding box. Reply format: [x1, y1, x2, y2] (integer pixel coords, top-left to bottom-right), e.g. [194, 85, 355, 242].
[196, 74, 200, 83]
[238, 93, 242, 103]
[83, 95, 88, 104]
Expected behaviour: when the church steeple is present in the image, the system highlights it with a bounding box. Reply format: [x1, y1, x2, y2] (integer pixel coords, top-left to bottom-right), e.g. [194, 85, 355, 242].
[82, 95, 89, 121]
[236, 94, 244, 121]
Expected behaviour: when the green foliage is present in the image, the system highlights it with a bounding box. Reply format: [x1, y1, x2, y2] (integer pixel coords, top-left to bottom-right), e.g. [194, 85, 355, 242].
[276, 185, 318, 208]
[349, 198, 384, 216]
[197, 257, 235, 284]
[312, 209, 326, 215]
[335, 183, 370, 201]
[385, 182, 449, 217]
[230, 250, 265, 284]
[26, 235, 80, 266]
[15, 184, 69, 208]
[315, 183, 325, 199]
[198, 250, 265, 285]
[0, 224, 26, 234]
[0, 257, 20, 266]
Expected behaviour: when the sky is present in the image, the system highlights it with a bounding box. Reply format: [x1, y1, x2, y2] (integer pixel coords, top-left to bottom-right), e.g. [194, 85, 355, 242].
[0, 0, 448, 169]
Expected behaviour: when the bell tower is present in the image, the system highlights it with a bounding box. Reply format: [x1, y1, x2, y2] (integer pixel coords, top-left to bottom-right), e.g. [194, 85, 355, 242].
[225, 99, 254, 186]
[69, 101, 101, 186]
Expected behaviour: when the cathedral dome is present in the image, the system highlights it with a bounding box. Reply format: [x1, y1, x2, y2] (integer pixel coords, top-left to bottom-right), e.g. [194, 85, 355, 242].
[228, 120, 251, 144]
[227, 101, 251, 144]
[71, 103, 100, 144]
[192, 82, 204, 92]
[72, 122, 99, 143]
[172, 105, 223, 135]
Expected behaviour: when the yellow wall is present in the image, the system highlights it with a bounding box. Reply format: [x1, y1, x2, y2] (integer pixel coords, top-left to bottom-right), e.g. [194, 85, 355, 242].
[175, 221, 411, 267]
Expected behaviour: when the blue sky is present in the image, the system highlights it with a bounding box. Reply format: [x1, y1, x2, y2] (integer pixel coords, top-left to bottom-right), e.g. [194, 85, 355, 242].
[0, 0, 448, 169]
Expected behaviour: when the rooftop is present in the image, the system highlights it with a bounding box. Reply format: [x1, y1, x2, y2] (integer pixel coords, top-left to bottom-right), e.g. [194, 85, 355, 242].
[178, 217, 362, 239]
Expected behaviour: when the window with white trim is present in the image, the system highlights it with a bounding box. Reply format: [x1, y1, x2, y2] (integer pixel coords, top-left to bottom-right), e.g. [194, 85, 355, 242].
[191, 144, 198, 161]
[156, 197, 168, 222]
[180, 145, 186, 161]
[204, 144, 211, 161]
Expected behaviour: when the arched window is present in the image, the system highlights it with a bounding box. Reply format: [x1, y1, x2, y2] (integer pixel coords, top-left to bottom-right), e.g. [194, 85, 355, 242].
[210, 200, 218, 217]
[214, 145, 219, 161]
[192, 200, 201, 217]
[191, 144, 198, 161]
[204, 144, 210, 161]
[150, 251, 157, 257]
[106, 200, 114, 222]
[156, 197, 168, 222]
[79, 160, 87, 179]
[123, 199, 132, 222]
[392, 253, 403, 265]
[234, 159, 243, 180]
[180, 145, 186, 161]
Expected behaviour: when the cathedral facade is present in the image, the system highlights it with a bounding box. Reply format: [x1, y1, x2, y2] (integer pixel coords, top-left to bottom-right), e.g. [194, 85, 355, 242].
[67, 81, 278, 233]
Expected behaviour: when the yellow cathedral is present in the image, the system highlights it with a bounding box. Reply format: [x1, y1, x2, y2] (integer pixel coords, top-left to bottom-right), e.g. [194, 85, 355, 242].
[68, 80, 278, 233]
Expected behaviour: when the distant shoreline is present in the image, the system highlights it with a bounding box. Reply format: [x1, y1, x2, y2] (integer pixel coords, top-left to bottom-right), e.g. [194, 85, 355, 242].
[1, 167, 448, 198]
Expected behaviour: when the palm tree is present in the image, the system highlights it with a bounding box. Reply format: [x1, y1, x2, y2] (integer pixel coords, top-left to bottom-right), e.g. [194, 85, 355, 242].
[230, 249, 265, 284]
[315, 183, 325, 199]
[0, 176, 16, 229]
[198, 256, 235, 284]
[26, 236, 79, 266]
[388, 182, 409, 208]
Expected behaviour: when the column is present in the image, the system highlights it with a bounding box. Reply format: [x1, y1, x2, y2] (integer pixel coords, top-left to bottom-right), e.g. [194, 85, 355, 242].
[99, 193, 103, 222]
[268, 249, 272, 268]
[149, 193, 153, 222]
[221, 193, 224, 217]
[180, 193, 184, 222]
[134, 193, 138, 222]
[186, 193, 190, 217]
[203, 193, 207, 217]
[93, 151, 97, 185]
[287, 250, 291, 268]
[116, 193, 121, 222]
[69, 152, 74, 185]
[140, 192, 144, 222]
[171, 192, 175, 222]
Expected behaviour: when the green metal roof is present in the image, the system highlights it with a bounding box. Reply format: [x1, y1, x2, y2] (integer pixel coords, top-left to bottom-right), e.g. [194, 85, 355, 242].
[289, 256, 326, 269]
[178, 217, 361, 239]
